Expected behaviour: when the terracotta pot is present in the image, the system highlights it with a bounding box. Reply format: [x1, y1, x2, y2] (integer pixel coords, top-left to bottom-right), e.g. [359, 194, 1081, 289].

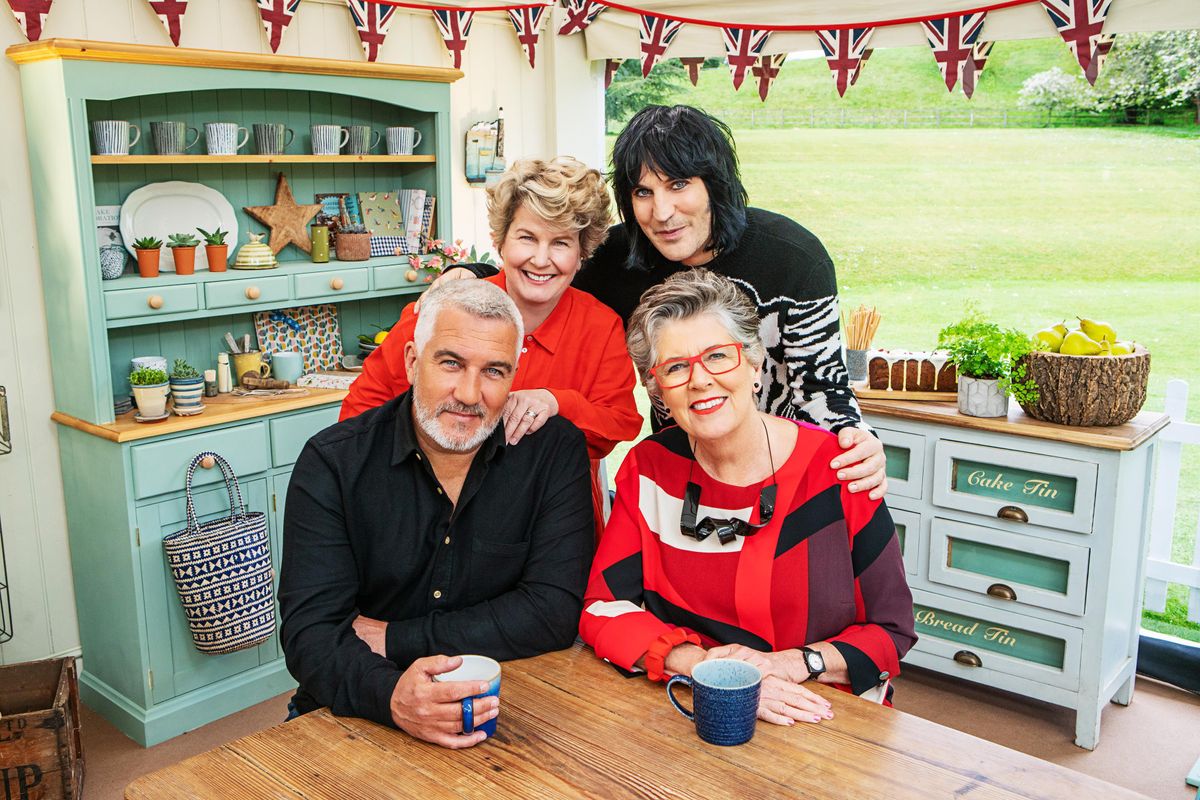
[205, 244, 229, 272]
[171, 245, 197, 275]
[135, 248, 161, 278]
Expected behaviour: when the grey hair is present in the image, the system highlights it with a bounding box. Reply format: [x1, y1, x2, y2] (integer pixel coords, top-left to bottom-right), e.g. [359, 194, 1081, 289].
[412, 279, 524, 361]
[626, 268, 765, 398]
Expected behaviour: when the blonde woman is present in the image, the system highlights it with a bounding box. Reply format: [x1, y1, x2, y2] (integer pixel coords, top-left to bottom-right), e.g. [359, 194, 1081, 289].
[342, 158, 642, 535]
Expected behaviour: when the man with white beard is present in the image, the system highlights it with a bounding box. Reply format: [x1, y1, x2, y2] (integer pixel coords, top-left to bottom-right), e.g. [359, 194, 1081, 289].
[280, 280, 593, 749]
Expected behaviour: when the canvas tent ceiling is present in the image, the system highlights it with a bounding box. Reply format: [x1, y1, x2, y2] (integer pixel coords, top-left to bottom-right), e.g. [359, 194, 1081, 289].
[573, 0, 1200, 59]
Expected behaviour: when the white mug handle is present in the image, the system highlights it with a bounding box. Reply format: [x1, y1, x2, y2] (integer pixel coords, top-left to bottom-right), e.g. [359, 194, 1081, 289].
[339, 127, 351, 148]
[411, 130, 422, 150]
[236, 127, 250, 152]
[128, 124, 142, 150]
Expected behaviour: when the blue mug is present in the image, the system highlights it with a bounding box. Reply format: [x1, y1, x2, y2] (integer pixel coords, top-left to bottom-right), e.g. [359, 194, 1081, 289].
[270, 350, 304, 383]
[667, 658, 762, 746]
[434, 655, 501, 737]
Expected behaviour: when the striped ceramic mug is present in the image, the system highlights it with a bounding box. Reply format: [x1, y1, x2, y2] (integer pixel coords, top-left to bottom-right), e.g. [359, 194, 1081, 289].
[311, 124, 350, 155]
[345, 125, 382, 155]
[386, 126, 422, 155]
[151, 121, 200, 155]
[253, 123, 295, 155]
[92, 120, 141, 155]
[205, 122, 250, 155]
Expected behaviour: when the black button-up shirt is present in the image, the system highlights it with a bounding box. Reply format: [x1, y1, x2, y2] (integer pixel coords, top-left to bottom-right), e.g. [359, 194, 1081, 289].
[279, 390, 594, 726]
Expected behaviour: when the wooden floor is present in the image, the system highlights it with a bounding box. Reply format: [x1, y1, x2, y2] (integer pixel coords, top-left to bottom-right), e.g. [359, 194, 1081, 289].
[83, 666, 1200, 799]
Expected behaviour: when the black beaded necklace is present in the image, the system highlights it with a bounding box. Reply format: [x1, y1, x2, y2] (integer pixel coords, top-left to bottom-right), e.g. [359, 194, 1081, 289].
[680, 418, 778, 546]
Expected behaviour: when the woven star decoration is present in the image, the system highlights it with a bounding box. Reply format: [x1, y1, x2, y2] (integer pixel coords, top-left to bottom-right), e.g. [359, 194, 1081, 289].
[243, 173, 321, 254]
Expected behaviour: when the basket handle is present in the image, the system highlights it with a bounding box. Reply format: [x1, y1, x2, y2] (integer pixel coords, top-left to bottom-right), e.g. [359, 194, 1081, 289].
[184, 451, 247, 531]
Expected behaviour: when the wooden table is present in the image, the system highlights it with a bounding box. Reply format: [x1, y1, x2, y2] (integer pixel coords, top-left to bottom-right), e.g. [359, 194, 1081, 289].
[126, 644, 1148, 799]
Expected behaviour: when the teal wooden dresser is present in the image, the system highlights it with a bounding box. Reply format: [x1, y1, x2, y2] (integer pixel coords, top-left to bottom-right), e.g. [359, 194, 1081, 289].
[9, 39, 458, 745]
[863, 398, 1168, 750]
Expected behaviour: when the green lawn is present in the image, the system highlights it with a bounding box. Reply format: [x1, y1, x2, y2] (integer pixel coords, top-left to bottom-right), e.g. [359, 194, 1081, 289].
[603, 127, 1200, 641]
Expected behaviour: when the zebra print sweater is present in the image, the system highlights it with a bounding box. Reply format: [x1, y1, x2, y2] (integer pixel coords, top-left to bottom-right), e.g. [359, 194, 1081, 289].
[573, 208, 865, 434]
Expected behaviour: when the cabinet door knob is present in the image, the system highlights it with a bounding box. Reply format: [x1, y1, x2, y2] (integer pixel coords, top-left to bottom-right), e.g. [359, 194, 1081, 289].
[200, 456, 216, 469]
[245, 286, 261, 300]
[405, 269, 418, 282]
[147, 295, 164, 310]
[997, 505, 1029, 523]
[330, 277, 344, 290]
[986, 583, 1017, 601]
[953, 650, 983, 668]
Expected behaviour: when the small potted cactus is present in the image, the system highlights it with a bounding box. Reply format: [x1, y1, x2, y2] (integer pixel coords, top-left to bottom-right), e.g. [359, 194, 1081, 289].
[334, 196, 371, 261]
[168, 232, 201, 275]
[129, 366, 170, 418]
[132, 236, 163, 278]
[197, 226, 229, 273]
[168, 358, 205, 415]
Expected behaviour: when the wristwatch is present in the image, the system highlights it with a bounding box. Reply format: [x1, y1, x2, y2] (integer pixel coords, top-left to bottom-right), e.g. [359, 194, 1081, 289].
[800, 646, 826, 680]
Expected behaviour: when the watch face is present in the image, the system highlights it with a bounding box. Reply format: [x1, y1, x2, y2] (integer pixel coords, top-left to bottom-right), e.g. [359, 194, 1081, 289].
[805, 650, 825, 672]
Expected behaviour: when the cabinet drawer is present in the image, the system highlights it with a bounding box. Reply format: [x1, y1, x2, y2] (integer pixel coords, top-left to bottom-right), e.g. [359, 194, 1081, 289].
[373, 264, 424, 292]
[204, 275, 290, 310]
[932, 440, 1097, 534]
[928, 517, 1089, 616]
[890, 506, 922, 577]
[295, 267, 369, 300]
[909, 588, 1082, 691]
[104, 284, 199, 320]
[876, 428, 925, 499]
[269, 406, 340, 467]
[130, 423, 271, 500]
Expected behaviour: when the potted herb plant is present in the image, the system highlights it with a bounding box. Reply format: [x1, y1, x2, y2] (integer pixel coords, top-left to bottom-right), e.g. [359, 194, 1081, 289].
[197, 226, 229, 272]
[937, 309, 1039, 418]
[168, 358, 205, 415]
[132, 236, 163, 278]
[168, 232, 201, 275]
[129, 366, 170, 418]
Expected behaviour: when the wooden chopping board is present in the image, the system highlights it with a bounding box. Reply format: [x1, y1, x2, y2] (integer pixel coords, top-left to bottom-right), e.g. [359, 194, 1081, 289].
[852, 380, 956, 402]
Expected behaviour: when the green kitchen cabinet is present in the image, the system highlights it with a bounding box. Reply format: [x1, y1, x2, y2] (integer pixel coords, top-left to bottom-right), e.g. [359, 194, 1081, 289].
[11, 39, 457, 745]
[862, 400, 1167, 750]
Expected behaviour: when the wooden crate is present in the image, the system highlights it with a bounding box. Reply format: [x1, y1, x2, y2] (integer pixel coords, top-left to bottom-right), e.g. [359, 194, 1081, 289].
[0, 657, 84, 800]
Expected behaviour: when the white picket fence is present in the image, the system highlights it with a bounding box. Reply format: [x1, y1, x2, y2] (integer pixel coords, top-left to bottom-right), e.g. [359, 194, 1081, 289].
[1144, 380, 1200, 623]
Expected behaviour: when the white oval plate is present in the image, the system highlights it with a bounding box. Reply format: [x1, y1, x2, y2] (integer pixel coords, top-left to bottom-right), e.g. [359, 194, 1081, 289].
[120, 181, 239, 272]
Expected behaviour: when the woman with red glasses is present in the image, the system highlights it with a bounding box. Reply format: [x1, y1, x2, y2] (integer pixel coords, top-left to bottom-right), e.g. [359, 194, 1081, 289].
[580, 268, 915, 726]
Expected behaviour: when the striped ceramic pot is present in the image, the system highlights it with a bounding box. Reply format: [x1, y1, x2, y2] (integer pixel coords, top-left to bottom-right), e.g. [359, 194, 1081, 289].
[169, 376, 205, 415]
[205, 122, 250, 155]
[92, 120, 141, 155]
[311, 124, 349, 156]
[253, 123, 295, 155]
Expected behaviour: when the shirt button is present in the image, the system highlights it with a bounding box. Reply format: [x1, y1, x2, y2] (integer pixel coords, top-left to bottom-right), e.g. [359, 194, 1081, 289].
[436, 487, 443, 495]
[415, 453, 422, 461]
[444, 536, 451, 545]
[521, 347, 528, 354]
[526, 335, 532, 340]
[433, 589, 442, 599]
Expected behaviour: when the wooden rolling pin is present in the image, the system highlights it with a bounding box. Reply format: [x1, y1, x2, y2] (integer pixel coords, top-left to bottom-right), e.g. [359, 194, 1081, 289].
[240, 372, 292, 390]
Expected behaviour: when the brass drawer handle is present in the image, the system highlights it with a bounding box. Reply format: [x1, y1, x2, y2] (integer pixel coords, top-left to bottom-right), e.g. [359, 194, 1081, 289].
[147, 295, 164, 310]
[200, 456, 216, 469]
[953, 650, 982, 668]
[997, 505, 1029, 523]
[245, 286, 261, 300]
[986, 583, 1017, 601]
[330, 277, 344, 290]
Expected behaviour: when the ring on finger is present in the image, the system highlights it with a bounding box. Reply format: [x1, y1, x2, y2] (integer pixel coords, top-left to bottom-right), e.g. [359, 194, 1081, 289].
[525, 410, 538, 418]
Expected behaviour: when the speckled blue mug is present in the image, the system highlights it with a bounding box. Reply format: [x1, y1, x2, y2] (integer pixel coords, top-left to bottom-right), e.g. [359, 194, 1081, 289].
[434, 655, 501, 738]
[667, 658, 761, 746]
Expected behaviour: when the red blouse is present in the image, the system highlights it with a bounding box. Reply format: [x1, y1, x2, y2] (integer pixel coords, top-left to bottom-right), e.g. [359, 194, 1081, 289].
[580, 421, 916, 698]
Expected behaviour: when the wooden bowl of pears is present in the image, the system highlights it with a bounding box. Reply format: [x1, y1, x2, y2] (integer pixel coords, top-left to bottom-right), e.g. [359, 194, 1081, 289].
[1017, 318, 1150, 427]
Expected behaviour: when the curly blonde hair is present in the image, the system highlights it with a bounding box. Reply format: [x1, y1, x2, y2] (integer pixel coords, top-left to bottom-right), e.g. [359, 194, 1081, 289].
[486, 157, 612, 260]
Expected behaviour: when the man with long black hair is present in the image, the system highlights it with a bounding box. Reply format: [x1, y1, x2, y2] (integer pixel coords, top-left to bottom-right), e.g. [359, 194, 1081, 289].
[447, 105, 887, 499]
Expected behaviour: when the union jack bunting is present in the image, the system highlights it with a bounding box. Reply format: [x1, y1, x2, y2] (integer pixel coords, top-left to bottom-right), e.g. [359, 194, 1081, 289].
[722, 27, 771, 91]
[433, 9, 474, 69]
[1084, 32, 1114, 85]
[852, 48, 873, 87]
[751, 53, 787, 102]
[961, 40, 993, 99]
[604, 58, 624, 88]
[680, 57, 705, 86]
[147, 0, 187, 46]
[347, 0, 396, 62]
[921, 13, 987, 92]
[558, 0, 606, 36]
[6, 0, 53, 41]
[256, 0, 302, 53]
[1039, 0, 1113, 75]
[508, 6, 550, 69]
[639, 14, 684, 78]
[816, 27, 875, 97]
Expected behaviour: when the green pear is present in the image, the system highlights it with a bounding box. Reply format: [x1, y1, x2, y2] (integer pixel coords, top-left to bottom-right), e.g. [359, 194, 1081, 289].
[1077, 316, 1117, 343]
[1051, 321, 1069, 338]
[1110, 340, 1135, 356]
[1060, 330, 1105, 356]
[1033, 328, 1064, 352]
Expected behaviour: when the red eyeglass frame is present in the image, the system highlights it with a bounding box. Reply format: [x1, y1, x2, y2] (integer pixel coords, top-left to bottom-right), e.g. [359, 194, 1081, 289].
[649, 342, 745, 388]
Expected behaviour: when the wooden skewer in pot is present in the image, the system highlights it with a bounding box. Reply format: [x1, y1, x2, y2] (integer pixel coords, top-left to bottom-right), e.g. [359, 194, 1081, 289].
[842, 304, 882, 351]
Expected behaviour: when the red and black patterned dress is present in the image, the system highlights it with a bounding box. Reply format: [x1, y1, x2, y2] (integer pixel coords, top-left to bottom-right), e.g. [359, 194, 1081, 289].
[580, 420, 916, 698]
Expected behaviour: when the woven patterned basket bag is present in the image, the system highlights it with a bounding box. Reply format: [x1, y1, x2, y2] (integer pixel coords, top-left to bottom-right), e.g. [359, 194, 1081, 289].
[162, 452, 276, 654]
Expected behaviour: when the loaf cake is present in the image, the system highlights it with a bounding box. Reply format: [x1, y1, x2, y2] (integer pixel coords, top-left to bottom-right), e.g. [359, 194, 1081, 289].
[867, 350, 957, 392]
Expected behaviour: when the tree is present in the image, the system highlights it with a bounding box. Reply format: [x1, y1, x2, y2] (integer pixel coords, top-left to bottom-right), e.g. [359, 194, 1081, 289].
[1094, 31, 1200, 123]
[605, 59, 687, 131]
[1017, 67, 1097, 123]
